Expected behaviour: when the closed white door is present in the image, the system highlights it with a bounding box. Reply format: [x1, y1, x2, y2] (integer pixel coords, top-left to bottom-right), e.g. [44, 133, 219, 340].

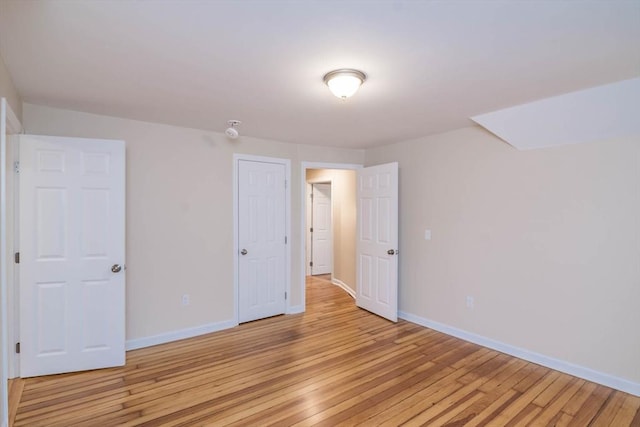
[356, 162, 398, 322]
[19, 135, 126, 377]
[311, 183, 332, 275]
[238, 160, 286, 323]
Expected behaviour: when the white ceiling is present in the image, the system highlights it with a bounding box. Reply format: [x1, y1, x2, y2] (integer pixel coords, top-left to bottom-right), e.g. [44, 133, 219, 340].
[472, 77, 640, 150]
[1, 0, 638, 149]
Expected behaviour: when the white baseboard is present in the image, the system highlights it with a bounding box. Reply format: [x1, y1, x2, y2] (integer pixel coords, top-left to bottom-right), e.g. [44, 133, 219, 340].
[288, 305, 305, 314]
[331, 278, 355, 299]
[398, 311, 640, 397]
[126, 319, 237, 351]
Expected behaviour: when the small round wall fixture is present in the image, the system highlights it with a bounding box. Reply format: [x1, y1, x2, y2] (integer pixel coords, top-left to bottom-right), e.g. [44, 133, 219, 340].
[225, 120, 241, 139]
[323, 69, 366, 99]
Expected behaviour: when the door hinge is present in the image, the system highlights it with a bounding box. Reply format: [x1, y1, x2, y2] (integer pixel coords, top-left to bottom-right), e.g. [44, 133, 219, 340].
[310, 193, 313, 199]
[285, 292, 287, 300]
[284, 180, 287, 189]
[310, 227, 313, 233]
[15, 342, 20, 354]
[310, 261, 313, 267]
[14, 252, 19, 264]
[284, 236, 288, 244]
[14, 161, 19, 173]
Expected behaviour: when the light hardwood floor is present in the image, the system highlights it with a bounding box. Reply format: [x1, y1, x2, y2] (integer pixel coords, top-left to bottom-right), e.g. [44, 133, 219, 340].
[10, 276, 640, 426]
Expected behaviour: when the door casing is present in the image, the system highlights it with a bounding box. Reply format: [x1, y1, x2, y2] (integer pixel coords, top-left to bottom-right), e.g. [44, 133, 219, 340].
[2, 102, 23, 385]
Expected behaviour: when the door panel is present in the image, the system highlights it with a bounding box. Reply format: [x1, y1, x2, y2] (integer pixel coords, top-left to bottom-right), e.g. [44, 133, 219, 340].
[20, 135, 125, 377]
[311, 183, 332, 275]
[238, 160, 286, 323]
[356, 162, 398, 322]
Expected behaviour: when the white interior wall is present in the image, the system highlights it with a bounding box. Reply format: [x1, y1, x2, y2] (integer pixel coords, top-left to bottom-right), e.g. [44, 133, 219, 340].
[0, 57, 20, 123]
[21, 103, 365, 343]
[366, 126, 640, 391]
[16, 102, 640, 395]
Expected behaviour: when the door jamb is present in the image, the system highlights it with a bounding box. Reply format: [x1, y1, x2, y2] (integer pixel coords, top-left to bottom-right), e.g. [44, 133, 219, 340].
[8, 136, 19, 379]
[1, 99, 22, 427]
[299, 162, 361, 312]
[233, 154, 291, 324]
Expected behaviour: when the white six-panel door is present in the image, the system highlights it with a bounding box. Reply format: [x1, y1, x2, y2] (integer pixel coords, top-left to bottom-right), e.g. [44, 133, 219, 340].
[19, 135, 125, 377]
[238, 160, 286, 323]
[311, 183, 332, 275]
[356, 162, 399, 322]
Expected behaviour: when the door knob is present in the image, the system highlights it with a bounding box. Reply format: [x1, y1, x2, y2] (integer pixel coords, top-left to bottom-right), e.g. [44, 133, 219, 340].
[387, 249, 397, 255]
[240, 249, 248, 255]
[111, 264, 122, 273]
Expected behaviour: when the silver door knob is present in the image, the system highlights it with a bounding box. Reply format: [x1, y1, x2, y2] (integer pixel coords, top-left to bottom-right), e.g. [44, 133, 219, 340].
[240, 249, 248, 255]
[387, 249, 396, 255]
[111, 264, 122, 273]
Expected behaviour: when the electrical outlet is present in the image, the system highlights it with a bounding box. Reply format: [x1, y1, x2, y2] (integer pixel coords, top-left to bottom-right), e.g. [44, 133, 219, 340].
[466, 296, 474, 309]
[182, 294, 190, 306]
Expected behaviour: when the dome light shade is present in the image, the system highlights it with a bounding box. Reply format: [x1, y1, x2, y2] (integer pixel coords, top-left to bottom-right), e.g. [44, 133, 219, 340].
[323, 69, 366, 99]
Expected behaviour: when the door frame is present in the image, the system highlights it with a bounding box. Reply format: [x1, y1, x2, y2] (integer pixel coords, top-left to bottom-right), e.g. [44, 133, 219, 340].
[299, 162, 361, 311]
[1, 98, 23, 427]
[8, 135, 20, 380]
[233, 154, 291, 324]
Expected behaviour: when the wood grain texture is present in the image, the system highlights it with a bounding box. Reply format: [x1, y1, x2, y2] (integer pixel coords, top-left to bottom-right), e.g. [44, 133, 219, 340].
[8, 377, 25, 426]
[11, 276, 640, 426]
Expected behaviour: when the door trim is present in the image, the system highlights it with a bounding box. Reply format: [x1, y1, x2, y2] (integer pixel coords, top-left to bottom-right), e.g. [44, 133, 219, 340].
[1, 99, 21, 427]
[233, 154, 291, 324]
[9, 135, 19, 379]
[299, 162, 361, 312]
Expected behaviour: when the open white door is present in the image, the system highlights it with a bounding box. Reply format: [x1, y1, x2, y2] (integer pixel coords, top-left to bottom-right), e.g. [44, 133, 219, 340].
[356, 162, 398, 322]
[310, 183, 332, 275]
[19, 135, 125, 377]
[238, 159, 286, 323]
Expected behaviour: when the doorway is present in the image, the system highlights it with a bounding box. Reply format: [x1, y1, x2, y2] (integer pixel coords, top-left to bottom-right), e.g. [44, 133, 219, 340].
[302, 163, 360, 307]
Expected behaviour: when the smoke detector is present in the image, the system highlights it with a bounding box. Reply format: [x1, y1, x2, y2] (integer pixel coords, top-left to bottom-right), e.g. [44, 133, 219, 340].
[225, 120, 241, 139]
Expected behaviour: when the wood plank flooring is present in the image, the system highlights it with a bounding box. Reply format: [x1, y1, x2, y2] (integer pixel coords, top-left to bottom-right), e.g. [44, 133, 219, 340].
[11, 276, 640, 426]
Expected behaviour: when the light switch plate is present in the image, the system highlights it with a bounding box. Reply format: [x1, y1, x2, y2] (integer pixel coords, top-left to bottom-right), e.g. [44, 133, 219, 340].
[424, 229, 432, 240]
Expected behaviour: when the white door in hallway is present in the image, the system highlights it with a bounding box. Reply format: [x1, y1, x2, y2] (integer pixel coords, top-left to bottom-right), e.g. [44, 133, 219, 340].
[356, 162, 399, 322]
[19, 134, 126, 377]
[311, 183, 332, 275]
[238, 160, 286, 323]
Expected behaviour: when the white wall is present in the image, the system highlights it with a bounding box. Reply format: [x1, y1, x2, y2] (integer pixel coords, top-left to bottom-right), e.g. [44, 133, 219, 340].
[365, 126, 640, 387]
[0, 55, 20, 122]
[19, 103, 640, 394]
[22, 103, 365, 342]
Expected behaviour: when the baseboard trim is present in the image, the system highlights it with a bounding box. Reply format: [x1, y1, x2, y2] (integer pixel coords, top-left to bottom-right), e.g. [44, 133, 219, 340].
[398, 311, 640, 397]
[125, 319, 237, 351]
[331, 278, 355, 299]
[288, 305, 305, 314]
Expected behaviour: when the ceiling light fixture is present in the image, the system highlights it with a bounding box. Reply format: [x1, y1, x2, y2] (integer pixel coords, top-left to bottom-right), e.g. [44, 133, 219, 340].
[323, 69, 366, 99]
[225, 120, 241, 139]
